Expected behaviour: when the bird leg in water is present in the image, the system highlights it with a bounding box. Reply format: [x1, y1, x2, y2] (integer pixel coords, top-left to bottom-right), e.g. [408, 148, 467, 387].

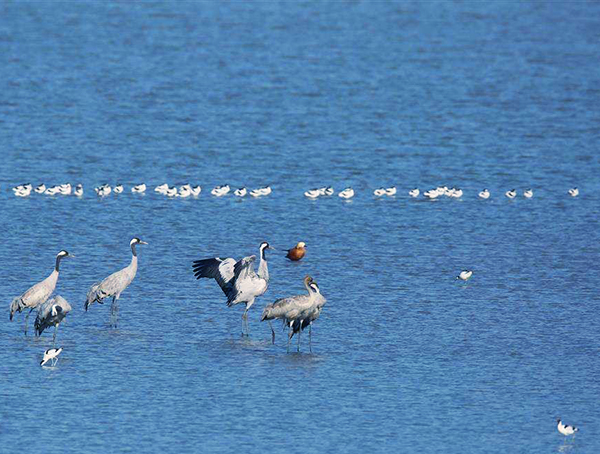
[287, 323, 293, 353]
[241, 308, 249, 337]
[297, 328, 301, 353]
[268, 321, 275, 344]
[53, 324, 59, 346]
[309, 323, 312, 353]
[24, 308, 34, 335]
[110, 296, 118, 328]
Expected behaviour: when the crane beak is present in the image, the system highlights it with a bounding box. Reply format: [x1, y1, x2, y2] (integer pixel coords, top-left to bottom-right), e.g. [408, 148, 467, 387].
[68, 254, 76, 258]
[140, 241, 148, 245]
[268, 246, 276, 251]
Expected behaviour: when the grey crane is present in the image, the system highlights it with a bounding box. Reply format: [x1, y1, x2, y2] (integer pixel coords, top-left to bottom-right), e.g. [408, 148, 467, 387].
[84, 238, 148, 327]
[261, 275, 326, 352]
[35, 295, 72, 345]
[192, 241, 274, 336]
[9, 250, 74, 335]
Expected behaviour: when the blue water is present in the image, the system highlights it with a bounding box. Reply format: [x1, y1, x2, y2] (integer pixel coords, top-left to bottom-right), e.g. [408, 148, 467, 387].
[1, 1, 599, 453]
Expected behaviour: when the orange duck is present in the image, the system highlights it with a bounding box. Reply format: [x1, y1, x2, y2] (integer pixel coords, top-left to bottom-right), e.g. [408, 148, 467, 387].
[286, 242, 306, 261]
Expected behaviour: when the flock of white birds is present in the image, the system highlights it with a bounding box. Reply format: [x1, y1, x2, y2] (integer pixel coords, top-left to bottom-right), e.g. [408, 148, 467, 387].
[7, 183, 581, 199]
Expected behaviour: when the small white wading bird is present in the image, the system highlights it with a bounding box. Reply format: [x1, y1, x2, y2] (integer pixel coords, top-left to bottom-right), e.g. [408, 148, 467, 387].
[373, 188, 386, 197]
[505, 189, 517, 199]
[58, 183, 72, 195]
[304, 189, 320, 199]
[154, 183, 168, 194]
[457, 270, 473, 281]
[74, 184, 83, 197]
[234, 187, 247, 197]
[192, 242, 274, 336]
[35, 295, 72, 345]
[113, 184, 124, 194]
[524, 189, 533, 198]
[132, 183, 146, 194]
[568, 188, 579, 197]
[338, 188, 354, 199]
[35, 184, 46, 194]
[84, 238, 148, 328]
[385, 187, 397, 196]
[322, 186, 334, 196]
[211, 185, 230, 197]
[40, 347, 62, 367]
[261, 276, 326, 352]
[424, 189, 439, 199]
[479, 189, 490, 199]
[191, 185, 202, 196]
[557, 419, 579, 436]
[409, 188, 420, 198]
[10, 250, 75, 335]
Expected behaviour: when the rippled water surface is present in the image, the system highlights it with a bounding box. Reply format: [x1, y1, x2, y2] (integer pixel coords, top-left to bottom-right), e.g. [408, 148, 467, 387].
[1, 2, 600, 453]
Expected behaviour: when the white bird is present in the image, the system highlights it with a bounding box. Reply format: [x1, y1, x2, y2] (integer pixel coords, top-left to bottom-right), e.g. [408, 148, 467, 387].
[154, 183, 168, 194]
[44, 186, 59, 196]
[132, 183, 146, 194]
[40, 347, 62, 367]
[479, 189, 490, 199]
[34, 295, 71, 345]
[249, 189, 263, 197]
[96, 185, 112, 196]
[9, 250, 75, 334]
[557, 419, 579, 436]
[177, 186, 191, 198]
[424, 189, 439, 199]
[322, 186, 334, 196]
[505, 189, 517, 199]
[409, 188, 420, 198]
[304, 189, 320, 199]
[15, 187, 31, 197]
[192, 242, 274, 336]
[191, 186, 202, 196]
[373, 188, 386, 197]
[211, 185, 230, 197]
[58, 183, 72, 195]
[386, 187, 397, 196]
[74, 184, 83, 197]
[84, 238, 148, 328]
[234, 187, 247, 197]
[113, 184, 124, 194]
[257, 186, 272, 196]
[524, 189, 533, 198]
[451, 188, 463, 198]
[457, 270, 473, 281]
[35, 184, 46, 194]
[338, 188, 354, 199]
[568, 188, 579, 197]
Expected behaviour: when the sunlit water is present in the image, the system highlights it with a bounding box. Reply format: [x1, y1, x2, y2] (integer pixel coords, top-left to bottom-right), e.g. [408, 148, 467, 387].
[1, 2, 599, 453]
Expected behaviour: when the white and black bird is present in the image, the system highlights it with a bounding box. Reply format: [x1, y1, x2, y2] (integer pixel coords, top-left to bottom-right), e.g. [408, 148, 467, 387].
[505, 189, 517, 199]
[191, 185, 201, 196]
[35, 184, 46, 194]
[385, 187, 397, 196]
[132, 183, 146, 194]
[424, 189, 439, 199]
[84, 238, 148, 328]
[409, 188, 420, 198]
[338, 188, 354, 199]
[234, 187, 247, 197]
[261, 275, 326, 352]
[479, 189, 490, 199]
[74, 184, 83, 197]
[304, 189, 320, 199]
[192, 242, 274, 336]
[524, 189, 533, 198]
[457, 270, 473, 281]
[113, 184, 124, 194]
[154, 183, 168, 194]
[373, 188, 386, 197]
[9, 250, 74, 335]
[58, 183, 72, 195]
[35, 295, 72, 345]
[568, 188, 579, 197]
[40, 347, 62, 367]
[557, 419, 579, 436]
[211, 185, 230, 197]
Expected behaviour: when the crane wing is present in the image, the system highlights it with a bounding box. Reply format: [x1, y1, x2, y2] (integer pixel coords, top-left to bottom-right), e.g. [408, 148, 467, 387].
[233, 255, 256, 280]
[192, 257, 236, 298]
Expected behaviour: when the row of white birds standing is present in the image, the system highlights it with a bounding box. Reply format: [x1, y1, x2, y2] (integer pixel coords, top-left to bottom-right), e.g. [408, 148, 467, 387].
[12, 183, 83, 197]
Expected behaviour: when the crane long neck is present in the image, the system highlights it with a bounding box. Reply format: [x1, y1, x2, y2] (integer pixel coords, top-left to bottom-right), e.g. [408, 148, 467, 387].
[258, 249, 268, 281]
[55, 255, 62, 272]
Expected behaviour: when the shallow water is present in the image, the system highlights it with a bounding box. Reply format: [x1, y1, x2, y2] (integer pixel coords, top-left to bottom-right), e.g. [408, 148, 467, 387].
[1, 2, 599, 453]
